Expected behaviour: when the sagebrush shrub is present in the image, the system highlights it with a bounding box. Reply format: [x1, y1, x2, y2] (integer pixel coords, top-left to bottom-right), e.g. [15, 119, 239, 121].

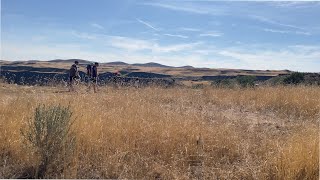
[21, 104, 76, 178]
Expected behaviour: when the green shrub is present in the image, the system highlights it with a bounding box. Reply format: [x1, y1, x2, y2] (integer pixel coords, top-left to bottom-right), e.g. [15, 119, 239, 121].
[266, 76, 287, 86]
[192, 83, 205, 89]
[21, 104, 76, 178]
[211, 79, 236, 88]
[283, 72, 305, 85]
[236, 76, 256, 87]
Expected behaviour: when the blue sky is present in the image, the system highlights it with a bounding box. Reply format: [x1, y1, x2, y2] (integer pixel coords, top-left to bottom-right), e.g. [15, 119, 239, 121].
[1, 0, 320, 72]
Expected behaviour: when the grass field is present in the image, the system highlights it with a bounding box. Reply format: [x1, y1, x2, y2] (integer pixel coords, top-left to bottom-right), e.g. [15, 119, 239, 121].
[0, 83, 319, 179]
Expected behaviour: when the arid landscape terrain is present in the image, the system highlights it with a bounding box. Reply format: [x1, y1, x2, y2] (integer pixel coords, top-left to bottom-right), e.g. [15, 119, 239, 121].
[2, 0, 320, 179]
[0, 59, 291, 77]
[0, 59, 293, 87]
[0, 79, 319, 179]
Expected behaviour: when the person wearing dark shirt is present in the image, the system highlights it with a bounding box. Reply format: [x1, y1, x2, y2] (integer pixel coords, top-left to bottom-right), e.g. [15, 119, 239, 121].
[88, 62, 99, 93]
[86, 63, 93, 89]
[69, 61, 79, 92]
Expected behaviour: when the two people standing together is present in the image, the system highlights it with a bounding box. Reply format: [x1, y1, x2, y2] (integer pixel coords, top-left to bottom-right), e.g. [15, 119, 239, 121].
[69, 60, 99, 93]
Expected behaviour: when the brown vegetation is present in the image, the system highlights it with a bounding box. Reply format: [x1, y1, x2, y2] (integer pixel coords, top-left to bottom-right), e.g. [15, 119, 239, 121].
[0, 83, 319, 179]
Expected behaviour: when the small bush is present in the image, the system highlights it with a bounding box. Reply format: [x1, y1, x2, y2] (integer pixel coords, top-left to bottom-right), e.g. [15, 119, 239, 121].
[236, 76, 256, 87]
[192, 84, 205, 89]
[21, 104, 76, 178]
[283, 72, 305, 85]
[266, 76, 287, 86]
[211, 79, 236, 88]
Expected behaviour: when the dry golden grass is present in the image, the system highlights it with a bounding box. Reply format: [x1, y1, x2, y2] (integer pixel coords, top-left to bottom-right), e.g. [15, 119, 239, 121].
[0, 83, 319, 179]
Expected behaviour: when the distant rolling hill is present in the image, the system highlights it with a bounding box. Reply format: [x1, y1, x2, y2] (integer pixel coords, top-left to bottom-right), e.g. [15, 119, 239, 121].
[45, 59, 194, 68]
[0, 59, 294, 86]
[44, 59, 177, 68]
[104, 61, 129, 66]
[179, 65, 194, 69]
[48, 59, 92, 64]
[0, 59, 291, 75]
[132, 62, 173, 68]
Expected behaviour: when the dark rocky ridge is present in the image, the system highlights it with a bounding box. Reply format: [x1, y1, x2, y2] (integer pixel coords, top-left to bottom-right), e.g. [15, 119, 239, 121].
[1, 69, 175, 87]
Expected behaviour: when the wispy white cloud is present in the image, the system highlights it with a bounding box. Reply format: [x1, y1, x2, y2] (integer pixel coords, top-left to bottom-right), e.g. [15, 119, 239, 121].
[3, 20, 319, 72]
[264, 28, 311, 36]
[3, 38, 320, 72]
[288, 45, 320, 51]
[268, 1, 320, 8]
[1, 40, 210, 67]
[69, 30, 195, 52]
[142, 2, 209, 14]
[91, 23, 104, 29]
[141, 2, 227, 15]
[136, 18, 160, 31]
[199, 32, 223, 37]
[180, 27, 201, 32]
[107, 36, 153, 51]
[218, 46, 320, 72]
[251, 15, 307, 31]
[71, 31, 97, 40]
[136, 19, 191, 38]
[108, 35, 200, 53]
[163, 33, 188, 39]
[180, 27, 223, 38]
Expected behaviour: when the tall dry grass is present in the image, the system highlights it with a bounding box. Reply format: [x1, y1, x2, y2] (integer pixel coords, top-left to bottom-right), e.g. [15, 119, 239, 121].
[202, 85, 320, 119]
[0, 84, 319, 179]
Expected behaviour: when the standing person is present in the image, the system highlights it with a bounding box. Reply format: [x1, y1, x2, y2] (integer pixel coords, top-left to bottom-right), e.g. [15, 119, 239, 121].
[69, 60, 80, 92]
[86, 63, 93, 90]
[86, 63, 92, 77]
[88, 62, 99, 93]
